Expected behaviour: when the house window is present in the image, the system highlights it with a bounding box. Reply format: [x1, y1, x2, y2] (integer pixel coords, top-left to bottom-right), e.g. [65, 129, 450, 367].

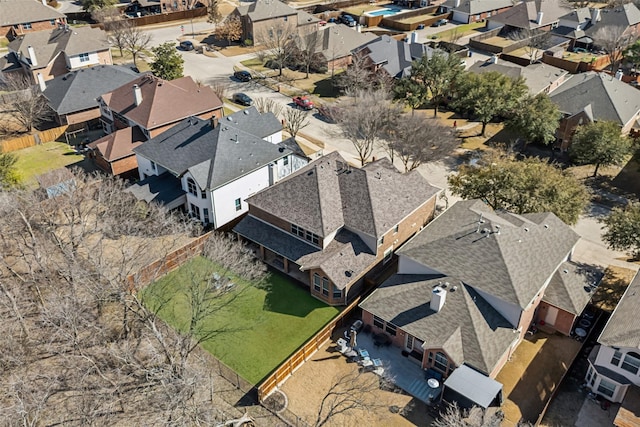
[621, 352, 640, 375]
[434, 352, 448, 373]
[306, 230, 319, 245]
[385, 322, 397, 336]
[203, 208, 209, 223]
[200, 189, 206, 199]
[187, 178, 198, 196]
[292, 224, 305, 238]
[313, 273, 321, 292]
[393, 224, 399, 234]
[597, 378, 616, 398]
[586, 366, 595, 386]
[50, 19, 56, 25]
[283, 156, 289, 166]
[322, 278, 329, 296]
[291, 224, 320, 245]
[378, 236, 384, 246]
[235, 198, 242, 211]
[373, 315, 384, 329]
[22, 23, 32, 30]
[383, 247, 393, 264]
[190, 203, 200, 220]
[79, 52, 90, 63]
[332, 286, 342, 299]
[612, 350, 623, 366]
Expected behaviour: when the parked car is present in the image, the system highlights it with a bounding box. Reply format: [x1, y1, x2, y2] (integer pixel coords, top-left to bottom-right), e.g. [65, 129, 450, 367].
[340, 14, 356, 27]
[234, 70, 252, 82]
[432, 19, 448, 27]
[319, 20, 327, 26]
[328, 17, 338, 23]
[292, 96, 314, 110]
[233, 93, 253, 106]
[180, 40, 194, 51]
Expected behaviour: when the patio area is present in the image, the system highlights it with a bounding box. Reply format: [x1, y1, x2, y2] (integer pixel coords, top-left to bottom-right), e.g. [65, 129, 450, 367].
[349, 330, 443, 405]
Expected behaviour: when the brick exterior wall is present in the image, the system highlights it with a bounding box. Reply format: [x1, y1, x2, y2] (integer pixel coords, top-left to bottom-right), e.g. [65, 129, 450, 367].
[28, 52, 69, 83]
[3, 18, 64, 40]
[466, 7, 512, 23]
[111, 154, 140, 176]
[95, 49, 113, 66]
[147, 108, 223, 138]
[375, 196, 437, 260]
[535, 301, 575, 336]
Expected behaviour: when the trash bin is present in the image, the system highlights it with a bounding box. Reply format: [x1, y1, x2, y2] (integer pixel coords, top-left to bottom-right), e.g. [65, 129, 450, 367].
[468, 51, 473, 57]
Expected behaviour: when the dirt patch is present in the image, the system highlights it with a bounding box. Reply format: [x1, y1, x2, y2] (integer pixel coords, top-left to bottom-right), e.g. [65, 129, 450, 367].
[591, 266, 637, 312]
[279, 338, 421, 427]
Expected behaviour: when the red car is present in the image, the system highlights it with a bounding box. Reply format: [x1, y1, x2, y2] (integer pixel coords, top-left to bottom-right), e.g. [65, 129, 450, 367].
[292, 96, 314, 110]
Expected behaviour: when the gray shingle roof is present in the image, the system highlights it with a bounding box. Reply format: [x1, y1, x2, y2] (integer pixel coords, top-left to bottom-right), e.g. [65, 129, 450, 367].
[9, 26, 110, 70]
[399, 200, 580, 309]
[245, 151, 440, 238]
[468, 60, 568, 95]
[359, 274, 516, 375]
[550, 71, 640, 127]
[234, 215, 376, 289]
[585, 3, 640, 36]
[42, 65, 139, 115]
[543, 261, 603, 315]
[488, 0, 572, 29]
[558, 7, 592, 24]
[236, 0, 297, 21]
[133, 112, 290, 190]
[356, 35, 444, 78]
[0, 0, 64, 26]
[441, 0, 514, 15]
[598, 271, 640, 349]
[301, 24, 377, 61]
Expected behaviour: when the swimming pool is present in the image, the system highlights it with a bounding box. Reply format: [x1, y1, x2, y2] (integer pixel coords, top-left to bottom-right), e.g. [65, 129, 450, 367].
[367, 7, 402, 17]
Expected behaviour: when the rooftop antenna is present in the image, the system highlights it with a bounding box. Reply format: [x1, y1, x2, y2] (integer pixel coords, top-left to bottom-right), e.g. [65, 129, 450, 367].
[494, 225, 501, 235]
[476, 213, 485, 233]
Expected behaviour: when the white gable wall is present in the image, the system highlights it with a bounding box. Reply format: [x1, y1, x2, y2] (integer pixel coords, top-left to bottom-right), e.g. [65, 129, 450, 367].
[397, 255, 443, 275]
[66, 51, 101, 69]
[211, 165, 271, 228]
[473, 286, 522, 327]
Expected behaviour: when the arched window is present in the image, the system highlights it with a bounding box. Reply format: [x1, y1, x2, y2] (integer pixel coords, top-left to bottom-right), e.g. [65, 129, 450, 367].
[187, 178, 197, 196]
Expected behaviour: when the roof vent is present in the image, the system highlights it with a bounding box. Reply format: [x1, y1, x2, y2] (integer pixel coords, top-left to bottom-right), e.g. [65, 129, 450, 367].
[544, 224, 549, 229]
[243, 110, 250, 115]
[227, 116, 233, 121]
[563, 269, 569, 274]
[451, 285, 458, 292]
[524, 227, 529, 232]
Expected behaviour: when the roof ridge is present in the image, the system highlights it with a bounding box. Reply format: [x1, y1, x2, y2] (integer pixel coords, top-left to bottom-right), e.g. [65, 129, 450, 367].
[600, 73, 627, 126]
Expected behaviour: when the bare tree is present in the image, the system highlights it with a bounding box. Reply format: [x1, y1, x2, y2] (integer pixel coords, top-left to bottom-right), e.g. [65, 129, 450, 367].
[3, 75, 52, 132]
[314, 370, 387, 427]
[253, 97, 284, 119]
[433, 402, 504, 427]
[206, 0, 222, 26]
[215, 15, 242, 46]
[383, 114, 459, 171]
[207, 81, 228, 102]
[508, 28, 550, 64]
[282, 107, 310, 138]
[106, 15, 133, 58]
[258, 20, 297, 76]
[337, 52, 378, 94]
[331, 88, 402, 166]
[124, 25, 152, 67]
[294, 31, 322, 78]
[594, 25, 638, 71]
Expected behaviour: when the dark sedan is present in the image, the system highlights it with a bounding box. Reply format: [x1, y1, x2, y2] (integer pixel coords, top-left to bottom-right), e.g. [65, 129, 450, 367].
[233, 92, 253, 106]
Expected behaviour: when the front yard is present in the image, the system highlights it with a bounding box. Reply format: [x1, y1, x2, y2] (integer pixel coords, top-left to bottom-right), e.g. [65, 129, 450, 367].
[143, 256, 341, 384]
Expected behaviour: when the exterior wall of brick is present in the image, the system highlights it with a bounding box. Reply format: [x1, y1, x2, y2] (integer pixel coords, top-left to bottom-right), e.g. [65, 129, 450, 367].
[4, 18, 63, 40]
[93, 154, 113, 174]
[490, 344, 513, 378]
[535, 301, 575, 336]
[146, 108, 223, 138]
[111, 154, 139, 176]
[29, 52, 69, 83]
[96, 49, 113, 66]
[249, 206, 293, 235]
[375, 196, 437, 259]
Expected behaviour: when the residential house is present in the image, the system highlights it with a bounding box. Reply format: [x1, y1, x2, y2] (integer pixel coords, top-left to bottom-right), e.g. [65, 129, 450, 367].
[127, 107, 308, 228]
[92, 74, 224, 176]
[486, 0, 572, 31]
[586, 271, 640, 406]
[234, 151, 441, 305]
[550, 71, 640, 149]
[468, 58, 568, 94]
[293, 24, 377, 73]
[551, 7, 596, 50]
[584, 3, 640, 44]
[0, 0, 66, 40]
[359, 200, 592, 394]
[42, 65, 140, 126]
[440, 0, 514, 24]
[5, 25, 112, 84]
[234, 0, 320, 45]
[353, 35, 445, 79]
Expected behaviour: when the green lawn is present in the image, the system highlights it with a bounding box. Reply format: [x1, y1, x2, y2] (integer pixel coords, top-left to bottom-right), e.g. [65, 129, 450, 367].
[432, 21, 485, 40]
[14, 141, 83, 188]
[143, 256, 340, 384]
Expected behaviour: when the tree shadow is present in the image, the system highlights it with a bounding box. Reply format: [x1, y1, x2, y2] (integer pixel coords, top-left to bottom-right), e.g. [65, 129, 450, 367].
[262, 271, 326, 317]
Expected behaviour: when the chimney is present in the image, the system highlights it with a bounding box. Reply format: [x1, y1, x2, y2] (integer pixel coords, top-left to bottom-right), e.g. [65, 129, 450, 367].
[430, 286, 447, 312]
[591, 8, 601, 23]
[27, 45, 37, 67]
[536, 11, 544, 25]
[490, 54, 499, 64]
[409, 31, 419, 44]
[615, 69, 624, 80]
[210, 116, 219, 128]
[133, 84, 142, 106]
[454, 0, 461, 7]
[41, 0, 46, 6]
[36, 73, 46, 92]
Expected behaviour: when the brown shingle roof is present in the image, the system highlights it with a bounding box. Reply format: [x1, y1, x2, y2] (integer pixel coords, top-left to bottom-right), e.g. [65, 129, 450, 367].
[88, 126, 146, 162]
[101, 75, 223, 130]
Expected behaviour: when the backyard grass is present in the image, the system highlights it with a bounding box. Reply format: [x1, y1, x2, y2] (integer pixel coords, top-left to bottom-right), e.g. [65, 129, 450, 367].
[14, 141, 83, 188]
[110, 47, 152, 73]
[143, 256, 340, 384]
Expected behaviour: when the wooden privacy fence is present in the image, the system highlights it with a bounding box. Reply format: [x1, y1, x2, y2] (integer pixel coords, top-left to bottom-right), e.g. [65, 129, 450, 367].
[257, 296, 362, 402]
[0, 125, 69, 153]
[126, 231, 213, 290]
[98, 7, 207, 30]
